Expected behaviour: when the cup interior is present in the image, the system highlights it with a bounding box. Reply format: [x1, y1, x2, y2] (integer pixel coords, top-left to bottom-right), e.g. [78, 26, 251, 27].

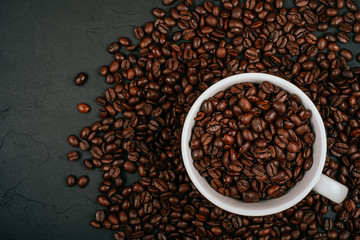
[181, 73, 327, 216]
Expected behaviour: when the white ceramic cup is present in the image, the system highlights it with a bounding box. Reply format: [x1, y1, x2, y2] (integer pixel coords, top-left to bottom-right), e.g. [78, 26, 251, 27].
[181, 73, 348, 216]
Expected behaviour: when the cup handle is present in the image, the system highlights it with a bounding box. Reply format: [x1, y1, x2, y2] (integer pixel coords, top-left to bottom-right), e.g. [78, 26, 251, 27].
[313, 174, 348, 203]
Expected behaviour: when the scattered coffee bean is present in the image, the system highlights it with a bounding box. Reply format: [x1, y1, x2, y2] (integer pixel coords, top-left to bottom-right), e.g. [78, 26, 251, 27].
[108, 42, 120, 54]
[67, 135, 79, 147]
[74, 72, 87, 86]
[162, 0, 174, 6]
[66, 175, 76, 187]
[67, 151, 79, 161]
[354, 33, 360, 42]
[77, 175, 89, 188]
[77, 103, 91, 113]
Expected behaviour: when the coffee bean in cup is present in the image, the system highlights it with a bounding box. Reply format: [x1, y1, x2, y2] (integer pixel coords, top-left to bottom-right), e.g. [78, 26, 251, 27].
[190, 81, 315, 202]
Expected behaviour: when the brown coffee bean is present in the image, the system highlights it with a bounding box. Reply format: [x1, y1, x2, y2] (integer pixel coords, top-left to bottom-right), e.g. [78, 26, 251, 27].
[90, 146, 103, 159]
[123, 160, 136, 173]
[242, 190, 260, 203]
[344, 199, 355, 212]
[83, 159, 93, 169]
[328, 42, 340, 52]
[79, 127, 91, 139]
[68, 135, 79, 147]
[108, 42, 120, 53]
[152, 8, 165, 18]
[295, 0, 308, 7]
[79, 140, 89, 151]
[95, 210, 105, 222]
[317, 37, 327, 51]
[74, 72, 87, 86]
[162, 0, 174, 6]
[109, 61, 119, 73]
[66, 175, 76, 187]
[97, 195, 110, 207]
[354, 33, 360, 42]
[77, 175, 89, 188]
[67, 151, 79, 161]
[239, 97, 252, 112]
[216, 47, 226, 58]
[89, 220, 101, 229]
[77, 103, 91, 113]
[99, 66, 108, 76]
[287, 141, 300, 153]
[153, 178, 169, 191]
[266, 162, 278, 177]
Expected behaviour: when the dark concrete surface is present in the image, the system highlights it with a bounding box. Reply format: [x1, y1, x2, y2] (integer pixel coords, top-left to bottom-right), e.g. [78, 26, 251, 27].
[0, 0, 159, 239]
[1, 0, 360, 240]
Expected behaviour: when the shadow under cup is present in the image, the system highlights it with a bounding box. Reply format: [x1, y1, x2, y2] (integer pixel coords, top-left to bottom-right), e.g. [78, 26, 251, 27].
[181, 73, 327, 216]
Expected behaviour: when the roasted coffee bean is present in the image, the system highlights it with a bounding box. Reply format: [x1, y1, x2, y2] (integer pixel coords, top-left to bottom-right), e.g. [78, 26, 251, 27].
[108, 42, 120, 53]
[216, 47, 226, 59]
[79, 127, 91, 139]
[67, 151, 79, 161]
[295, 0, 309, 7]
[74, 72, 87, 86]
[354, 33, 360, 43]
[153, 178, 169, 191]
[99, 66, 108, 76]
[119, 37, 130, 46]
[133, 27, 144, 40]
[242, 190, 260, 203]
[95, 210, 105, 222]
[152, 8, 165, 18]
[97, 195, 110, 207]
[317, 37, 327, 51]
[337, 32, 350, 43]
[68, 135, 79, 147]
[90, 146, 103, 159]
[79, 140, 90, 151]
[66, 175, 76, 187]
[239, 97, 252, 112]
[77, 103, 91, 113]
[123, 160, 136, 173]
[77, 175, 89, 188]
[162, 0, 174, 6]
[84, 159, 93, 169]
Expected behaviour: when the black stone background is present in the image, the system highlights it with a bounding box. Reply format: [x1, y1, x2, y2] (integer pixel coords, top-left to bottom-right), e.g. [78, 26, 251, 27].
[0, 0, 359, 240]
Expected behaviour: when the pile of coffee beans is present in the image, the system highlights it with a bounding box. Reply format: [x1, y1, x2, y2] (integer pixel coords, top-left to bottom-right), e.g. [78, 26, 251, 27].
[66, 0, 360, 239]
[191, 81, 315, 202]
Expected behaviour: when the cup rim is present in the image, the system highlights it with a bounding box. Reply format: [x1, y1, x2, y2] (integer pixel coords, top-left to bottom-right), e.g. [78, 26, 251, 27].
[181, 73, 327, 216]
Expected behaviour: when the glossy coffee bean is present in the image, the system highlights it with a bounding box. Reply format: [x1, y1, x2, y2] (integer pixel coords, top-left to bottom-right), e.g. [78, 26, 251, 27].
[77, 175, 89, 188]
[67, 151, 79, 161]
[74, 72, 87, 86]
[66, 175, 76, 187]
[77, 103, 91, 113]
[68, 135, 79, 147]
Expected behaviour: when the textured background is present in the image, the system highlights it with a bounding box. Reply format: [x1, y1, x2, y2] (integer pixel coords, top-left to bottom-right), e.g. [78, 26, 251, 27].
[0, 0, 159, 239]
[1, 0, 360, 240]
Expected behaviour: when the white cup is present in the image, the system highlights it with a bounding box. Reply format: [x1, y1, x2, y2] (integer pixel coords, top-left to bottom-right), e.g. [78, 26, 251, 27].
[181, 73, 348, 216]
